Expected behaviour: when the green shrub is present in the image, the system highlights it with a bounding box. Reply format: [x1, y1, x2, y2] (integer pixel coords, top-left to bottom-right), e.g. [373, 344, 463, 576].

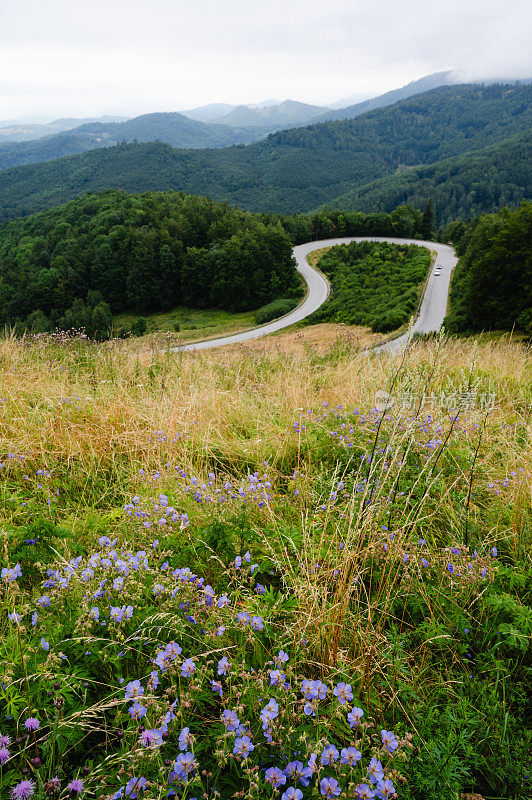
[131, 316, 147, 336]
[254, 298, 298, 324]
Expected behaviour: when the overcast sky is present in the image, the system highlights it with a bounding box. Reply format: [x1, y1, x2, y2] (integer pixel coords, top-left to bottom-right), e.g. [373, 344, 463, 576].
[1, 0, 531, 121]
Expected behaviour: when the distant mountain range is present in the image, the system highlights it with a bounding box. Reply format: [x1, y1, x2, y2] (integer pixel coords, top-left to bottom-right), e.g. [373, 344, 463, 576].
[0, 83, 529, 224]
[0, 113, 269, 171]
[313, 71, 456, 122]
[0, 116, 129, 143]
[3, 71, 529, 173]
[208, 99, 329, 127]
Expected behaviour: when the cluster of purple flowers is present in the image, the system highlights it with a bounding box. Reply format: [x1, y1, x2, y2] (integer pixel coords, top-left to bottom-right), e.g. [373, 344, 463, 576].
[1, 506, 407, 800]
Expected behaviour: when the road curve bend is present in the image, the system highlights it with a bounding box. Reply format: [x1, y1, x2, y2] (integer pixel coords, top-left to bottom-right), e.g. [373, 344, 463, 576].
[174, 237, 457, 353]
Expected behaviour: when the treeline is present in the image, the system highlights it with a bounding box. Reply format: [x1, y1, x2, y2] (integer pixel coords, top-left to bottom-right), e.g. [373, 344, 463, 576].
[444, 202, 532, 335]
[261, 203, 432, 244]
[309, 241, 431, 332]
[0, 84, 529, 221]
[0, 190, 300, 335]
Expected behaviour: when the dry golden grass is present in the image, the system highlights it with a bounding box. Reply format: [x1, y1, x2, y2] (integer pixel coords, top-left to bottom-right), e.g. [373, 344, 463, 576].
[0, 333, 530, 471]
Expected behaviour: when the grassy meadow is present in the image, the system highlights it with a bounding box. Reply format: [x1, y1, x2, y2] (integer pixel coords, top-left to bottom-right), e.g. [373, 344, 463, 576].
[0, 331, 530, 800]
[113, 306, 258, 345]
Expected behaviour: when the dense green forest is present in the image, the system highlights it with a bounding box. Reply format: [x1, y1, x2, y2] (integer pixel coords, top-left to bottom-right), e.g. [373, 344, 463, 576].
[0, 84, 529, 222]
[310, 241, 431, 332]
[330, 132, 531, 225]
[444, 202, 532, 334]
[264, 203, 427, 243]
[0, 190, 301, 336]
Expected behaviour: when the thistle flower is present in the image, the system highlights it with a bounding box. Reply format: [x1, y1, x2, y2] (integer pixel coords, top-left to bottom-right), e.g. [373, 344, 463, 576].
[43, 778, 61, 796]
[24, 717, 40, 732]
[67, 779, 84, 796]
[11, 781, 35, 800]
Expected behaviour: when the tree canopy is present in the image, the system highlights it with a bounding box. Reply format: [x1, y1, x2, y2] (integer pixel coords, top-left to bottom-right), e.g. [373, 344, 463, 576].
[0, 190, 300, 334]
[444, 202, 532, 333]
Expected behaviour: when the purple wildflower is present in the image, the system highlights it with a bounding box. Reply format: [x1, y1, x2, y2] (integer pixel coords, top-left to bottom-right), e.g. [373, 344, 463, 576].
[217, 656, 230, 676]
[173, 752, 197, 779]
[140, 729, 163, 748]
[320, 744, 339, 765]
[67, 779, 84, 796]
[380, 730, 399, 752]
[375, 779, 395, 799]
[341, 746, 361, 766]
[347, 706, 364, 727]
[368, 758, 384, 784]
[265, 767, 287, 789]
[333, 682, 353, 704]
[180, 658, 195, 678]
[11, 781, 34, 799]
[178, 727, 192, 751]
[320, 777, 341, 798]
[233, 735, 255, 758]
[357, 785, 375, 799]
[281, 789, 303, 800]
[221, 709, 240, 732]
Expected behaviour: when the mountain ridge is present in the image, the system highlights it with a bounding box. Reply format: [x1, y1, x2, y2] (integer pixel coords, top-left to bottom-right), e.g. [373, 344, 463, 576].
[0, 83, 529, 223]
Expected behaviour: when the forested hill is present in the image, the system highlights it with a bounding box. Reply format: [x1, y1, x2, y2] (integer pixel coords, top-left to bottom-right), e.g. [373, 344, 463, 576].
[0, 190, 301, 335]
[444, 203, 532, 334]
[0, 83, 530, 222]
[328, 132, 531, 225]
[0, 112, 263, 171]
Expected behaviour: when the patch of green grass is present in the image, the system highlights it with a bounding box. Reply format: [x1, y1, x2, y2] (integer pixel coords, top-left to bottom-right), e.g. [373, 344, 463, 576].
[114, 305, 257, 342]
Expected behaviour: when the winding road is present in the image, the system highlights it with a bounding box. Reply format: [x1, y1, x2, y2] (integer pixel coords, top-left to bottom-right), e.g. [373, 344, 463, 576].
[175, 237, 457, 353]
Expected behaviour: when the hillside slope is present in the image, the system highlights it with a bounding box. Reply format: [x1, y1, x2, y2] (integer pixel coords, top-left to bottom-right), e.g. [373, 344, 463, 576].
[0, 84, 529, 221]
[328, 132, 531, 224]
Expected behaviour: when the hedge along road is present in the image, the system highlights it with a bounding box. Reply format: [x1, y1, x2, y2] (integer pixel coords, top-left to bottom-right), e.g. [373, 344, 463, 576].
[174, 237, 457, 353]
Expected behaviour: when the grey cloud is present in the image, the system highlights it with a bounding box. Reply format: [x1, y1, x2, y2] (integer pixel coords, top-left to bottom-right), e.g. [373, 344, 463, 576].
[1, 0, 530, 119]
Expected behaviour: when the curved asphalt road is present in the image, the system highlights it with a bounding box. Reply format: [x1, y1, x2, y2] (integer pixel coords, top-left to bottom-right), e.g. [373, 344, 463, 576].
[175, 237, 457, 353]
